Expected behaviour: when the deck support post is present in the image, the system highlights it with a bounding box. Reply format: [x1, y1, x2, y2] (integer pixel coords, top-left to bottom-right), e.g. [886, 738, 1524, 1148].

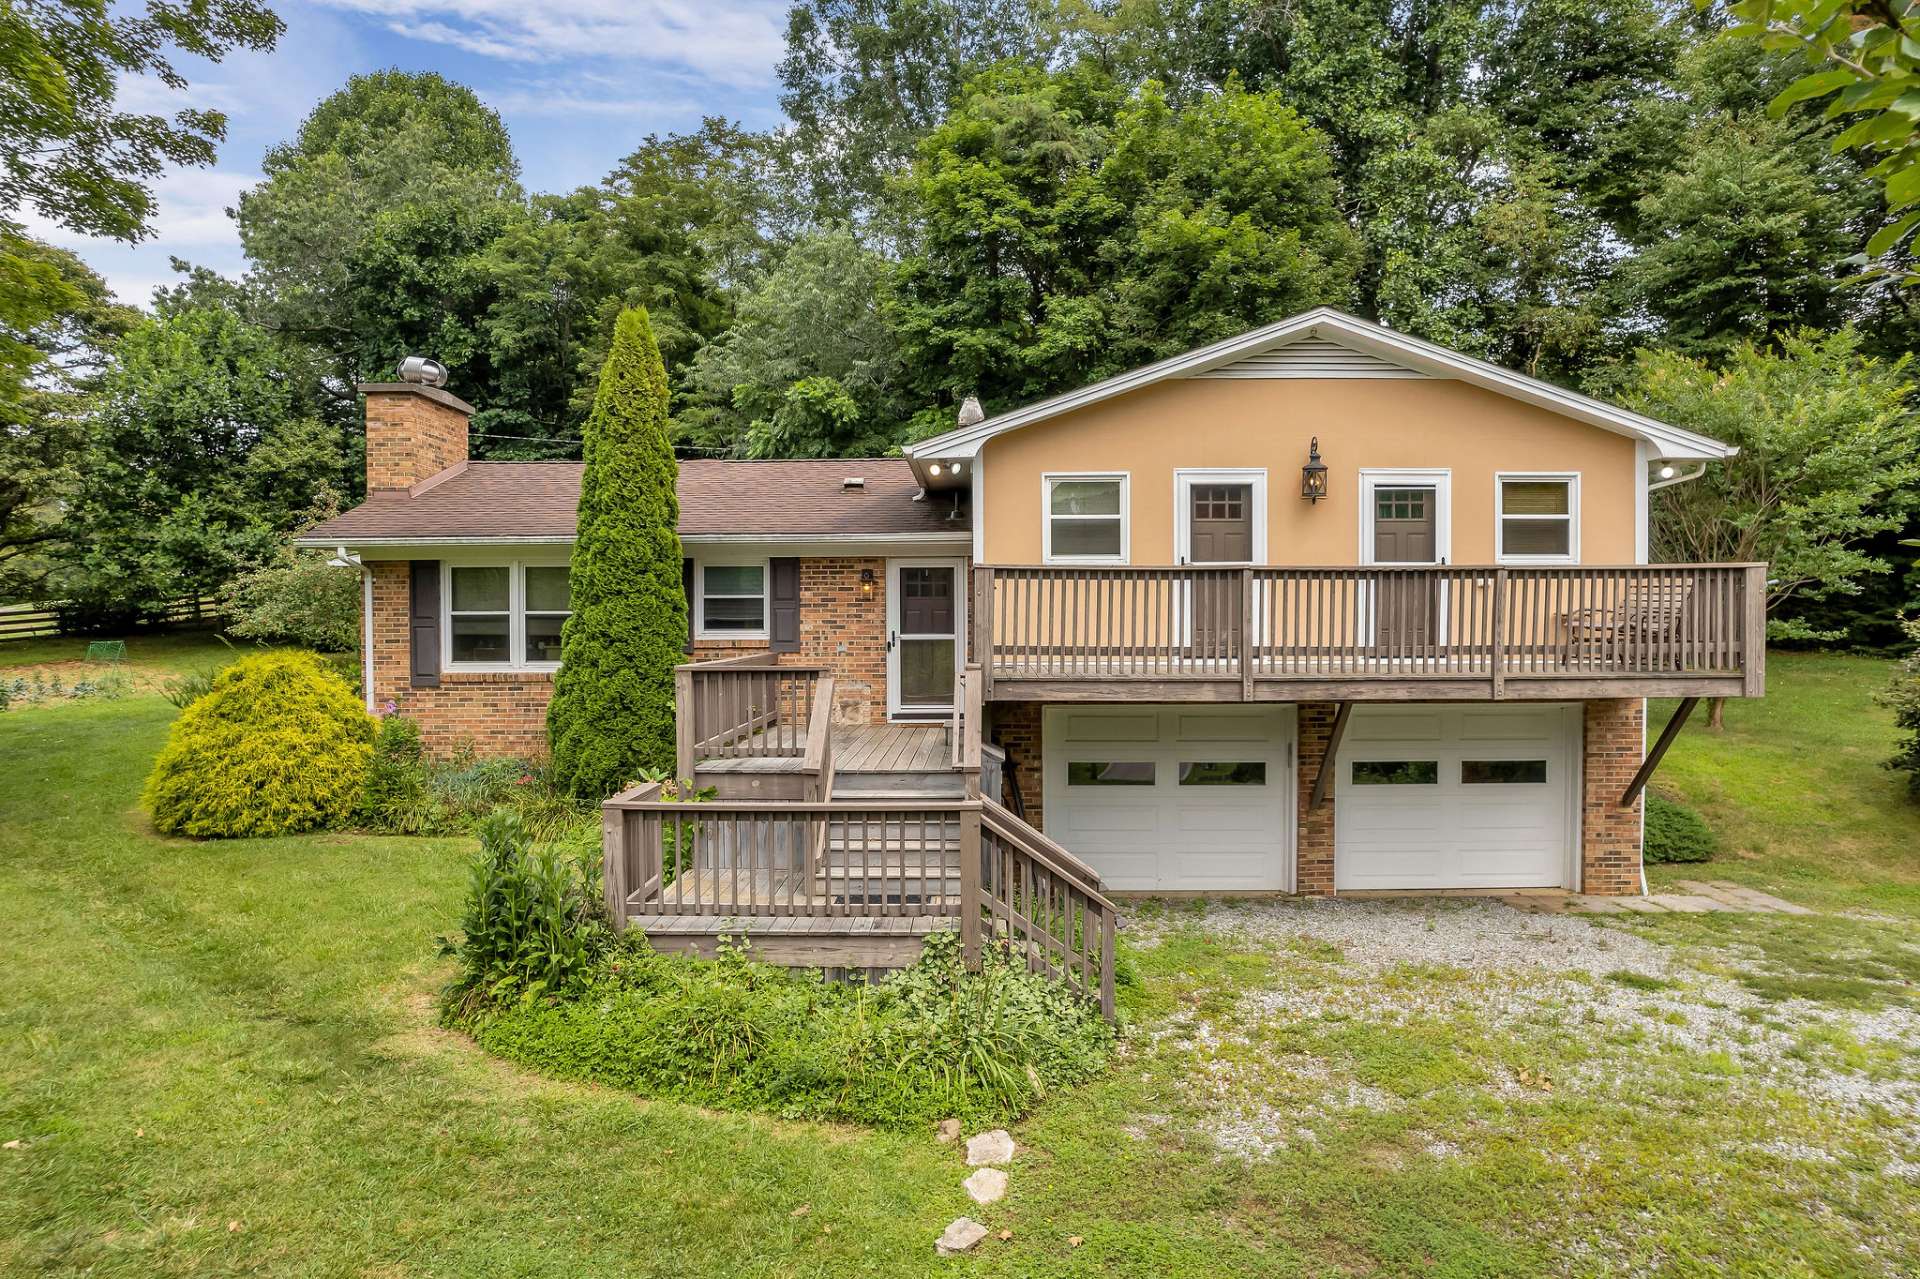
[602, 804, 629, 932]
[1742, 565, 1767, 698]
[1619, 696, 1697, 808]
[1309, 701, 1353, 811]
[1490, 568, 1507, 700]
[959, 804, 983, 970]
[1240, 567, 1255, 702]
[674, 665, 696, 783]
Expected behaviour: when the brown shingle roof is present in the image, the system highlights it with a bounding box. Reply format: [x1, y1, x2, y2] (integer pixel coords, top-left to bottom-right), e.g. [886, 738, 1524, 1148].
[298, 458, 965, 544]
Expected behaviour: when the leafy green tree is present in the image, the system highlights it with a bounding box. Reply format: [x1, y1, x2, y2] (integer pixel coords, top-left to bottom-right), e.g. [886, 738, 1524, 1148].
[1619, 328, 1920, 637]
[779, 0, 1067, 221]
[1729, 0, 1920, 271]
[0, 0, 281, 243]
[235, 71, 522, 394]
[547, 309, 686, 798]
[476, 121, 770, 456]
[0, 238, 137, 599]
[684, 226, 905, 455]
[53, 301, 343, 620]
[1616, 114, 1871, 354]
[889, 67, 1356, 412]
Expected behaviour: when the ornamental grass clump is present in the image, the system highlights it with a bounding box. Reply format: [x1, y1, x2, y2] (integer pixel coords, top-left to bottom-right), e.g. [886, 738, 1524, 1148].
[143, 649, 375, 837]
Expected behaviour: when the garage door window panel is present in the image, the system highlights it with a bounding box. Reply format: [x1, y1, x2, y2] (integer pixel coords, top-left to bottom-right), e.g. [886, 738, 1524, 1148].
[1461, 759, 1548, 784]
[1352, 760, 1439, 785]
[1068, 761, 1156, 786]
[1179, 761, 1266, 785]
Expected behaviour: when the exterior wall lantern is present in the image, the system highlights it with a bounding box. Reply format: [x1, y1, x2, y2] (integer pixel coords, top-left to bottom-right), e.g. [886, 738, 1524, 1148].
[859, 568, 876, 599]
[1301, 437, 1329, 503]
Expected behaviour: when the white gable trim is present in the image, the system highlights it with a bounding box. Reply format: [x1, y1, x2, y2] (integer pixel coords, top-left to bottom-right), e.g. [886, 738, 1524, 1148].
[903, 308, 1737, 466]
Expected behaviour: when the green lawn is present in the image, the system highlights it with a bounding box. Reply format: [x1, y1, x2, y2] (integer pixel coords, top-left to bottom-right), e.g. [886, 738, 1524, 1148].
[1652, 650, 1920, 917]
[2, 647, 1916, 1277]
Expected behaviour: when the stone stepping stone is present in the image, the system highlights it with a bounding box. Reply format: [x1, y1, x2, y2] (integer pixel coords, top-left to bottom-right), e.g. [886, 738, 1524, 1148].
[965, 1129, 1015, 1167]
[1676, 880, 1813, 915]
[1644, 894, 1729, 913]
[937, 1217, 988, 1255]
[964, 1167, 1008, 1205]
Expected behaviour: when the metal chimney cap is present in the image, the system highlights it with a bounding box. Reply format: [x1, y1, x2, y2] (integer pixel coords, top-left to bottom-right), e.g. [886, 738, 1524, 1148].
[396, 355, 448, 388]
[956, 395, 985, 427]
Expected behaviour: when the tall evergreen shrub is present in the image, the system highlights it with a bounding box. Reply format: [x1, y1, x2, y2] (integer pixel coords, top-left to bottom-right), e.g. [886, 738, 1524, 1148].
[547, 308, 686, 798]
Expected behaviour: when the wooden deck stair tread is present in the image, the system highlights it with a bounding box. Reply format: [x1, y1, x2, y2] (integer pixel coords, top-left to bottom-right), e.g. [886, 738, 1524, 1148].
[698, 723, 954, 774]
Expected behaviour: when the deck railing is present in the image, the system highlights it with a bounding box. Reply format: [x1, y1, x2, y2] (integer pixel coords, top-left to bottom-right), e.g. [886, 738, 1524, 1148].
[602, 781, 1120, 1018]
[674, 652, 828, 779]
[980, 799, 1118, 1018]
[972, 563, 1766, 699]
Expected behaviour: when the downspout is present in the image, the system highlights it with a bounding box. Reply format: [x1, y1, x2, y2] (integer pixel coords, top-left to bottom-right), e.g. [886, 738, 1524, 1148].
[1635, 459, 1708, 895]
[360, 564, 370, 710]
[329, 546, 373, 713]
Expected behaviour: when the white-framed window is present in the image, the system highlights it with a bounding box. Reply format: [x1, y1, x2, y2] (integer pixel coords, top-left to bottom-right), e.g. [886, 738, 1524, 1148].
[1043, 472, 1129, 563]
[694, 559, 769, 639]
[445, 562, 571, 670]
[1495, 473, 1579, 563]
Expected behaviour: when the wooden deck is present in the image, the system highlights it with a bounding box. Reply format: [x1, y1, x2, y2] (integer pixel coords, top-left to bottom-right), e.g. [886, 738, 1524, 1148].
[699, 722, 951, 774]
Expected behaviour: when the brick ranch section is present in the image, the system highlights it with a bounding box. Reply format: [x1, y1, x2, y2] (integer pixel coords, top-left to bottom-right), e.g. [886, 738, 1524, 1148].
[368, 556, 893, 759]
[988, 698, 1645, 896]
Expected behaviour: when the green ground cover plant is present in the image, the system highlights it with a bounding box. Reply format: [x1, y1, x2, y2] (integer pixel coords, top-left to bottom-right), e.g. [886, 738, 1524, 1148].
[454, 930, 1117, 1131]
[1643, 789, 1718, 863]
[435, 813, 1117, 1129]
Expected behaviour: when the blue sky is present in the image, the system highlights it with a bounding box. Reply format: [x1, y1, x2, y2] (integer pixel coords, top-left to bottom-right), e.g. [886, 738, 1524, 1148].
[25, 0, 791, 306]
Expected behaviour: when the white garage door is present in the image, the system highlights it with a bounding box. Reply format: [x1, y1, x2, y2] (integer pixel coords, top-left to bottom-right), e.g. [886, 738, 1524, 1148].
[1044, 706, 1294, 892]
[1335, 704, 1578, 890]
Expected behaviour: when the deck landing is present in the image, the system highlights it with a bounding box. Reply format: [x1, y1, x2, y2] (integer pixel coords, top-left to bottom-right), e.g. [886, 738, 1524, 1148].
[698, 722, 952, 774]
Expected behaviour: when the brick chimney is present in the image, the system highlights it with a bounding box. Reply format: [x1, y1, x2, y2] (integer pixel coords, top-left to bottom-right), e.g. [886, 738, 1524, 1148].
[360, 381, 474, 492]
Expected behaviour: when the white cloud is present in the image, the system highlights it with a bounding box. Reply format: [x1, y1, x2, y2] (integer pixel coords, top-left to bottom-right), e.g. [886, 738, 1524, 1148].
[313, 0, 788, 88]
[18, 168, 255, 306]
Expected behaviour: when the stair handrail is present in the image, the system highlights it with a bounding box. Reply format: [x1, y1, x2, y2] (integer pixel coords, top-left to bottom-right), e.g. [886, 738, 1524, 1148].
[802, 676, 836, 872]
[980, 797, 1115, 908]
[952, 663, 984, 797]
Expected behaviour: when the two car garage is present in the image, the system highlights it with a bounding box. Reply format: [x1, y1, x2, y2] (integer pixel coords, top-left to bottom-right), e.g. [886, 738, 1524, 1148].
[1041, 703, 1586, 893]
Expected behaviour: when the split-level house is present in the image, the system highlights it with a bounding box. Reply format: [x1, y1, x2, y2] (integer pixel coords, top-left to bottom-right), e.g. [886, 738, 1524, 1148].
[304, 310, 1761, 1010]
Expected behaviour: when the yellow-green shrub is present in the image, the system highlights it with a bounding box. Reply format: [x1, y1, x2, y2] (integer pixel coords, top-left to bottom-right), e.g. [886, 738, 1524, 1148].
[144, 650, 376, 837]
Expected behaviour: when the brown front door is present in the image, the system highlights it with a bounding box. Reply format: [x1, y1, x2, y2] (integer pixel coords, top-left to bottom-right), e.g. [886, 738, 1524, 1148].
[891, 563, 958, 712]
[1188, 484, 1252, 657]
[1371, 487, 1438, 652]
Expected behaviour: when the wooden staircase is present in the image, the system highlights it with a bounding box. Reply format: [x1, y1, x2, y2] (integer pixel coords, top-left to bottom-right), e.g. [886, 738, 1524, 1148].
[607, 653, 1116, 1015]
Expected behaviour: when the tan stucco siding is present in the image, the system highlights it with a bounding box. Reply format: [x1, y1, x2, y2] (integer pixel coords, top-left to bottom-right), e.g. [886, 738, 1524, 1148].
[979, 377, 1640, 565]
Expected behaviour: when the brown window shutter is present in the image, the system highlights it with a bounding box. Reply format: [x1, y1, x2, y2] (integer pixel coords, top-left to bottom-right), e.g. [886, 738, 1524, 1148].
[769, 557, 800, 653]
[409, 560, 441, 688]
[682, 557, 696, 655]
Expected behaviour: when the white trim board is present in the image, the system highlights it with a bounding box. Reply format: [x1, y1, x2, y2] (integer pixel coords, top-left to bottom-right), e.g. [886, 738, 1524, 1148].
[1174, 468, 1268, 565]
[1493, 471, 1581, 566]
[1041, 471, 1131, 565]
[1357, 469, 1453, 566]
[903, 307, 1738, 467]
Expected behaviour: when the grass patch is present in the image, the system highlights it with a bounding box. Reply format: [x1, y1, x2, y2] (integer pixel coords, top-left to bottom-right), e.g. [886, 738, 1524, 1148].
[1605, 969, 1676, 992]
[3, 656, 1918, 1276]
[1618, 911, 1920, 1010]
[1651, 651, 1920, 917]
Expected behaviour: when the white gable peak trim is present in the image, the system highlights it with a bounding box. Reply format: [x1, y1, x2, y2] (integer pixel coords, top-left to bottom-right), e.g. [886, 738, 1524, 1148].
[903, 308, 1738, 469]
[1193, 335, 1429, 380]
